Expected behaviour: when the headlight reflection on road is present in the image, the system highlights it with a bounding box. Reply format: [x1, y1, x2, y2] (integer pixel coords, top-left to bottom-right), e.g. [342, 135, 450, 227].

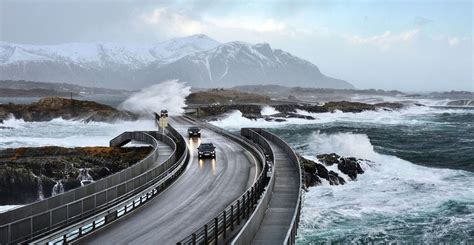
[199, 159, 204, 169]
[188, 137, 201, 147]
[211, 159, 216, 176]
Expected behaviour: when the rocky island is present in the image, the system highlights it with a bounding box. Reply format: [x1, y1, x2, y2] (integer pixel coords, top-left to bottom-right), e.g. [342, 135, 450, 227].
[0, 146, 152, 204]
[0, 97, 137, 123]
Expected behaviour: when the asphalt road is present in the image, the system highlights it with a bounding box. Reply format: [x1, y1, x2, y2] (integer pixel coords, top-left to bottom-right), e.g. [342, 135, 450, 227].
[78, 116, 258, 245]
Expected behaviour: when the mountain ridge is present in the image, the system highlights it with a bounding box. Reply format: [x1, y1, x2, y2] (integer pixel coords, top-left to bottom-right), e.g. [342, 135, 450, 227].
[0, 35, 354, 89]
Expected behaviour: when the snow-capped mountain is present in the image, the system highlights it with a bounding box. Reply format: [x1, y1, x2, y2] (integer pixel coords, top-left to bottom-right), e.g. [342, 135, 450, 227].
[143, 42, 353, 89]
[0, 34, 353, 89]
[0, 34, 219, 67]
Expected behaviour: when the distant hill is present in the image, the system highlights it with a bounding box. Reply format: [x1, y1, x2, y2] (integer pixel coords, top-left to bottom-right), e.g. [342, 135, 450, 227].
[0, 80, 130, 96]
[0, 88, 79, 97]
[0, 34, 354, 90]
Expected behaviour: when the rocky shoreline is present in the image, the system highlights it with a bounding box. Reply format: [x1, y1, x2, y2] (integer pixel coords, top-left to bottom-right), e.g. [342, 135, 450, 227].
[195, 101, 404, 121]
[300, 153, 368, 188]
[0, 146, 151, 204]
[0, 97, 137, 123]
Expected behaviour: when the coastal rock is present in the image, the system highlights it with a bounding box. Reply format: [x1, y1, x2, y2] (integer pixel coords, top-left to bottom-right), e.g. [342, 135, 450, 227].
[317, 153, 365, 180]
[338, 157, 365, 180]
[197, 101, 404, 121]
[301, 153, 367, 188]
[0, 97, 137, 123]
[0, 146, 152, 205]
[299, 156, 345, 186]
[197, 104, 261, 118]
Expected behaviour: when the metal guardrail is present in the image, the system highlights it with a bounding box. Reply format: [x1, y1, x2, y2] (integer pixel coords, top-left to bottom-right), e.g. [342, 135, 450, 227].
[0, 131, 163, 244]
[31, 124, 190, 244]
[177, 121, 269, 245]
[258, 129, 303, 245]
[231, 128, 276, 245]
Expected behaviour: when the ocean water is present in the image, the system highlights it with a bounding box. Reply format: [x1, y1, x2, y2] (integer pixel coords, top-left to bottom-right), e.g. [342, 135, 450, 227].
[211, 105, 474, 243]
[1, 101, 473, 242]
[0, 118, 156, 149]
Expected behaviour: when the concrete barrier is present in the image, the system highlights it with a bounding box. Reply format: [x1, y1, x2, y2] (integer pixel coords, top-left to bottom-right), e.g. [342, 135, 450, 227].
[258, 129, 303, 245]
[232, 128, 276, 245]
[232, 128, 303, 245]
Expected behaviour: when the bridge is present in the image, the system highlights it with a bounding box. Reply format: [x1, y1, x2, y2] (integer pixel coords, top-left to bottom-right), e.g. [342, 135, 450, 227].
[0, 116, 303, 245]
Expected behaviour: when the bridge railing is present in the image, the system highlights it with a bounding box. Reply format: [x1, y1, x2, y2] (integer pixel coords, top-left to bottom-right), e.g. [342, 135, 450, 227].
[30, 124, 190, 244]
[0, 131, 164, 244]
[177, 122, 269, 245]
[258, 129, 303, 245]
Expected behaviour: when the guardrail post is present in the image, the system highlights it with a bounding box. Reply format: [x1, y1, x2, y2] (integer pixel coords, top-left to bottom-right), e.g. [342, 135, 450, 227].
[245, 191, 250, 219]
[223, 210, 227, 238]
[214, 217, 218, 244]
[242, 195, 246, 220]
[237, 200, 241, 225]
[231, 205, 234, 230]
[192, 233, 196, 245]
[251, 186, 255, 205]
[204, 225, 208, 244]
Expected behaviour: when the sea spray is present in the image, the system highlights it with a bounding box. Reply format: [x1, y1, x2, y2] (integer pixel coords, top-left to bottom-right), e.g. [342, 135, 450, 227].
[119, 80, 191, 116]
[79, 168, 94, 186]
[260, 106, 279, 116]
[52, 180, 64, 196]
[34, 174, 44, 200]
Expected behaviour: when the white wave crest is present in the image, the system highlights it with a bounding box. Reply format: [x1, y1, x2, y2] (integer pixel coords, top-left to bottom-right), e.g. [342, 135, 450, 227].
[119, 80, 191, 116]
[260, 106, 279, 116]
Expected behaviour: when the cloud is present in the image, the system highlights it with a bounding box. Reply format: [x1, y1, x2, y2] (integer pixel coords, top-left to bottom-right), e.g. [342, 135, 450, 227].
[348, 29, 419, 50]
[414, 16, 434, 26]
[141, 7, 204, 36]
[204, 15, 287, 33]
[447, 37, 460, 46]
[256, 19, 287, 32]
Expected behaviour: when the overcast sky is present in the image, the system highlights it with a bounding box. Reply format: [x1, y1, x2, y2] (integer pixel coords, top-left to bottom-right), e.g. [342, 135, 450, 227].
[0, 0, 472, 91]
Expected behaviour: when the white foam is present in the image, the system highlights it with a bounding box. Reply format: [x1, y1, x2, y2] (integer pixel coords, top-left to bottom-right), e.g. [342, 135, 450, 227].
[0, 117, 156, 148]
[210, 104, 473, 130]
[260, 106, 279, 116]
[298, 132, 474, 240]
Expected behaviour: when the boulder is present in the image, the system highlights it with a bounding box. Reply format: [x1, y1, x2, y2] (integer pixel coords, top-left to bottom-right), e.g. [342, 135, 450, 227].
[300, 156, 345, 187]
[338, 157, 364, 180]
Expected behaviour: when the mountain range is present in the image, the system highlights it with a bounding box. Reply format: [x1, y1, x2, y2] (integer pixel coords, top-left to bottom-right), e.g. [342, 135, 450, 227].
[0, 34, 354, 90]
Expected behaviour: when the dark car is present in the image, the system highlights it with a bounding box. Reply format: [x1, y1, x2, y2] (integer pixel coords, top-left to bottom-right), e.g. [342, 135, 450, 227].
[160, 109, 168, 117]
[198, 143, 216, 159]
[188, 127, 201, 137]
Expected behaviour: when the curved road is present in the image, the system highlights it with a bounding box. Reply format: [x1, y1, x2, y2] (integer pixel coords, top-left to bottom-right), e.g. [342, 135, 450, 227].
[78, 116, 258, 244]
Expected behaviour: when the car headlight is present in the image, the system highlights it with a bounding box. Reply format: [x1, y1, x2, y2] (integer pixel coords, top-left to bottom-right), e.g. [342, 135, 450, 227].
[211, 151, 215, 154]
[199, 151, 203, 154]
